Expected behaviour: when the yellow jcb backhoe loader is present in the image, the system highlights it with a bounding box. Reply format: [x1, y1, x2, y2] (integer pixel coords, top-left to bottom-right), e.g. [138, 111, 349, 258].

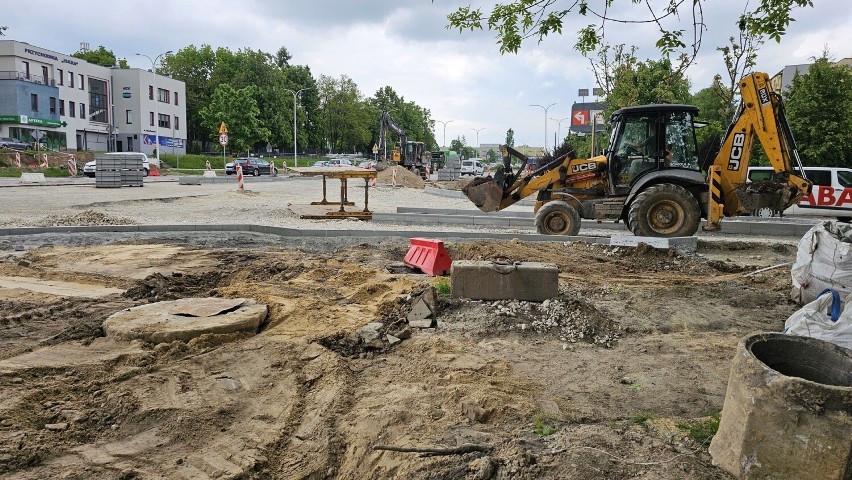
[463, 72, 812, 237]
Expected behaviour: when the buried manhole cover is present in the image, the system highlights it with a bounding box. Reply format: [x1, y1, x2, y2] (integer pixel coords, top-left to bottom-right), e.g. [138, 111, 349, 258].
[103, 297, 268, 343]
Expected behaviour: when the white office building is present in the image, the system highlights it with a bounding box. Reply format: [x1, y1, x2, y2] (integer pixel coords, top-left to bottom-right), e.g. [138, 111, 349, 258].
[0, 39, 186, 154]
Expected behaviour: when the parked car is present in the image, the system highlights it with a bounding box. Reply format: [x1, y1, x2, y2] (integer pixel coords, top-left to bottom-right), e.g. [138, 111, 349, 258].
[83, 152, 151, 178]
[326, 158, 354, 167]
[0, 137, 29, 151]
[312, 160, 330, 167]
[225, 157, 274, 176]
[358, 161, 376, 169]
[460, 158, 484, 176]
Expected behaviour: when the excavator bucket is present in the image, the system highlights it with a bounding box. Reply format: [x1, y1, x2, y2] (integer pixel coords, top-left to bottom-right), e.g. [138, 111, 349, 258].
[462, 177, 504, 212]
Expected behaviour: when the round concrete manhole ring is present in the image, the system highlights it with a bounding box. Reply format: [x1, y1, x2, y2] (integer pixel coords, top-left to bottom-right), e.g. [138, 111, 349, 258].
[709, 332, 852, 479]
[104, 297, 268, 343]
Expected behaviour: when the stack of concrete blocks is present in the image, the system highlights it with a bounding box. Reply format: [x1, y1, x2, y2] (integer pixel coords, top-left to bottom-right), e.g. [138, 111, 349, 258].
[95, 154, 143, 188]
[436, 155, 463, 181]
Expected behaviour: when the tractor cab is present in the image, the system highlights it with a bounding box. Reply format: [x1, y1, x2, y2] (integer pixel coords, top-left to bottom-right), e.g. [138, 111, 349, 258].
[606, 104, 701, 194]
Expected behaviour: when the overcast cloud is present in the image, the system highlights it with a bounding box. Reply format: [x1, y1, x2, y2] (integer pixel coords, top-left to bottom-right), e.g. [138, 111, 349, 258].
[4, 1, 850, 148]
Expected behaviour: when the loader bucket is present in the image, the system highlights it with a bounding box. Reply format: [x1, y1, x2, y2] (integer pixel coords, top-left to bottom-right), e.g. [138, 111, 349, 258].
[462, 177, 504, 212]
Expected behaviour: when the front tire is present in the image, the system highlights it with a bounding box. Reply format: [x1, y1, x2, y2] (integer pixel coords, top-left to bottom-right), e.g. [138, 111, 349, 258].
[252, 168, 260, 177]
[628, 183, 700, 237]
[535, 201, 582, 236]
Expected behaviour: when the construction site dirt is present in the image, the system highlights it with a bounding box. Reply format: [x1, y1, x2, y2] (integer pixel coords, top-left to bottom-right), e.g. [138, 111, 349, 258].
[0, 172, 805, 479]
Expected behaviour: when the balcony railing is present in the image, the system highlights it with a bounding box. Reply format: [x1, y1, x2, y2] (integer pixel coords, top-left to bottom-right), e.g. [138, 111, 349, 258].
[0, 71, 56, 87]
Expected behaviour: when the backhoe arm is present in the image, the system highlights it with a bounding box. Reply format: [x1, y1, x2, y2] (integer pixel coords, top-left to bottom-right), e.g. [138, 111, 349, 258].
[705, 72, 811, 230]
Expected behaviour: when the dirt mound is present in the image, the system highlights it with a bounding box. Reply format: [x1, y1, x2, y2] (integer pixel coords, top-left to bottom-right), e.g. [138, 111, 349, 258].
[377, 166, 425, 188]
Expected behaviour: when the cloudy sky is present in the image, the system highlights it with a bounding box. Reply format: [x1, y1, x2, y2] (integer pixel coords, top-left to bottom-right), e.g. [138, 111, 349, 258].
[4, 1, 850, 149]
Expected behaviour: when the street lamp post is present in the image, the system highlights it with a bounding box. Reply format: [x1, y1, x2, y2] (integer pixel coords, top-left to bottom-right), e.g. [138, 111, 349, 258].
[435, 120, 453, 149]
[530, 103, 556, 151]
[136, 51, 172, 167]
[550, 117, 570, 148]
[284, 87, 312, 168]
[471, 127, 484, 157]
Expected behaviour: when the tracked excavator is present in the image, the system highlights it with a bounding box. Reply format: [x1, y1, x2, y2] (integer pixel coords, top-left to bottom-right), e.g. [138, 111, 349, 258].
[378, 111, 432, 175]
[463, 72, 812, 237]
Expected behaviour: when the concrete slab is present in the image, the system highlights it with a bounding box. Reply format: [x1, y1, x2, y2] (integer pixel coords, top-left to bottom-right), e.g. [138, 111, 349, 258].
[20, 173, 46, 183]
[451, 260, 558, 302]
[103, 297, 268, 343]
[609, 235, 697, 253]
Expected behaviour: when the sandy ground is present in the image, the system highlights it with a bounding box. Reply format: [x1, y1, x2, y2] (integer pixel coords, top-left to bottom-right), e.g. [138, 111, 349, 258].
[0, 174, 807, 479]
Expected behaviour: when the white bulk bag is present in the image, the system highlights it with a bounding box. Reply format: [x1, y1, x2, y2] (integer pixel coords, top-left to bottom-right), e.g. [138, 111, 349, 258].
[791, 221, 852, 304]
[784, 289, 852, 351]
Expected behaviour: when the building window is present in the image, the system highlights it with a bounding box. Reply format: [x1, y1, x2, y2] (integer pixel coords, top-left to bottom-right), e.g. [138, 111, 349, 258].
[175, 116, 179, 130]
[126, 110, 133, 124]
[148, 85, 153, 100]
[59, 100, 65, 116]
[31, 94, 38, 111]
[80, 104, 85, 119]
[158, 113, 170, 129]
[58, 69, 63, 86]
[22, 61, 30, 79]
[174, 92, 179, 106]
[41, 66, 48, 85]
[79, 74, 84, 90]
[88, 78, 108, 123]
[69, 71, 74, 88]
[49, 97, 56, 114]
[158, 88, 169, 103]
[69, 101, 76, 117]
[150, 111, 154, 126]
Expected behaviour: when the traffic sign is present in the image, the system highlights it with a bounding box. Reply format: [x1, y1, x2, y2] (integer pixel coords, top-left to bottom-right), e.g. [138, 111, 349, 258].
[219, 134, 228, 146]
[591, 109, 605, 125]
[372, 144, 378, 154]
[572, 110, 588, 126]
[219, 122, 228, 135]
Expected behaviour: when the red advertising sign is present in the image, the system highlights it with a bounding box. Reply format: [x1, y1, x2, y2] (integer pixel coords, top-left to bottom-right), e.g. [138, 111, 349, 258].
[572, 110, 588, 126]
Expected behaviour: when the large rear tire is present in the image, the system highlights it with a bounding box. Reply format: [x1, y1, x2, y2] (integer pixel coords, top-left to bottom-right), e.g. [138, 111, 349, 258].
[535, 201, 582, 236]
[628, 183, 700, 237]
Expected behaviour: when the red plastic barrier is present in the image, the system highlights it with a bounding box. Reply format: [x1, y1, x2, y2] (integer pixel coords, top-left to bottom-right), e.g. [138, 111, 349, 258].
[149, 169, 161, 176]
[403, 238, 453, 276]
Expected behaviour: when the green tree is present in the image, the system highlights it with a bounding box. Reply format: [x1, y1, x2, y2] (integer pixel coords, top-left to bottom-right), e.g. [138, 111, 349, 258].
[318, 75, 372, 153]
[199, 84, 270, 154]
[367, 86, 436, 150]
[714, 31, 762, 123]
[505, 128, 514, 147]
[605, 57, 691, 118]
[785, 56, 852, 168]
[446, 0, 813, 71]
[72, 45, 127, 68]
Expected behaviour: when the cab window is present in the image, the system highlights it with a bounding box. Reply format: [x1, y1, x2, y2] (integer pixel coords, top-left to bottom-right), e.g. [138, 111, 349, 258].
[663, 112, 699, 170]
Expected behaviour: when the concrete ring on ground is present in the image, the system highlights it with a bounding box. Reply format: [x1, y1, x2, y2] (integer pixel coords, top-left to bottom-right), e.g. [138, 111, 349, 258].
[709, 332, 852, 479]
[103, 297, 268, 343]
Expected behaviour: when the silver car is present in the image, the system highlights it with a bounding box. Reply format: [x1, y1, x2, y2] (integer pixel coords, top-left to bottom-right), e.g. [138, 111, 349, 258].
[0, 137, 29, 151]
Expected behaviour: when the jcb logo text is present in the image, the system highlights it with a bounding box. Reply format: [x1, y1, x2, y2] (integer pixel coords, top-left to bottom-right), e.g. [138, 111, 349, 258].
[571, 162, 597, 174]
[727, 133, 746, 171]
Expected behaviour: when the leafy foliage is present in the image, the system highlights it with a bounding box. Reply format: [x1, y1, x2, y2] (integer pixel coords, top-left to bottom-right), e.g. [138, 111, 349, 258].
[446, 1, 814, 71]
[785, 56, 852, 168]
[505, 128, 514, 147]
[198, 84, 269, 154]
[72, 45, 127, 68]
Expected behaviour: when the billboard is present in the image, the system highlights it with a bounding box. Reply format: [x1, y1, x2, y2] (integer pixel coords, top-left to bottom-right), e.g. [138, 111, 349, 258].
[569, 102, 606, 134]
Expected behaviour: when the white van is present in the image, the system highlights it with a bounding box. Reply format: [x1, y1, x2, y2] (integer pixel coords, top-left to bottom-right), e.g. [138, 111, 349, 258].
[747, 166, 852, 219]
[460, 158, 484, 176]
[83, 152, 152, 178]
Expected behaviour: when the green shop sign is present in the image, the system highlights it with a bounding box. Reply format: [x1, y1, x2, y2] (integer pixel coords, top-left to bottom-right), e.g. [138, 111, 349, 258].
[0, 115, 62, 128]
